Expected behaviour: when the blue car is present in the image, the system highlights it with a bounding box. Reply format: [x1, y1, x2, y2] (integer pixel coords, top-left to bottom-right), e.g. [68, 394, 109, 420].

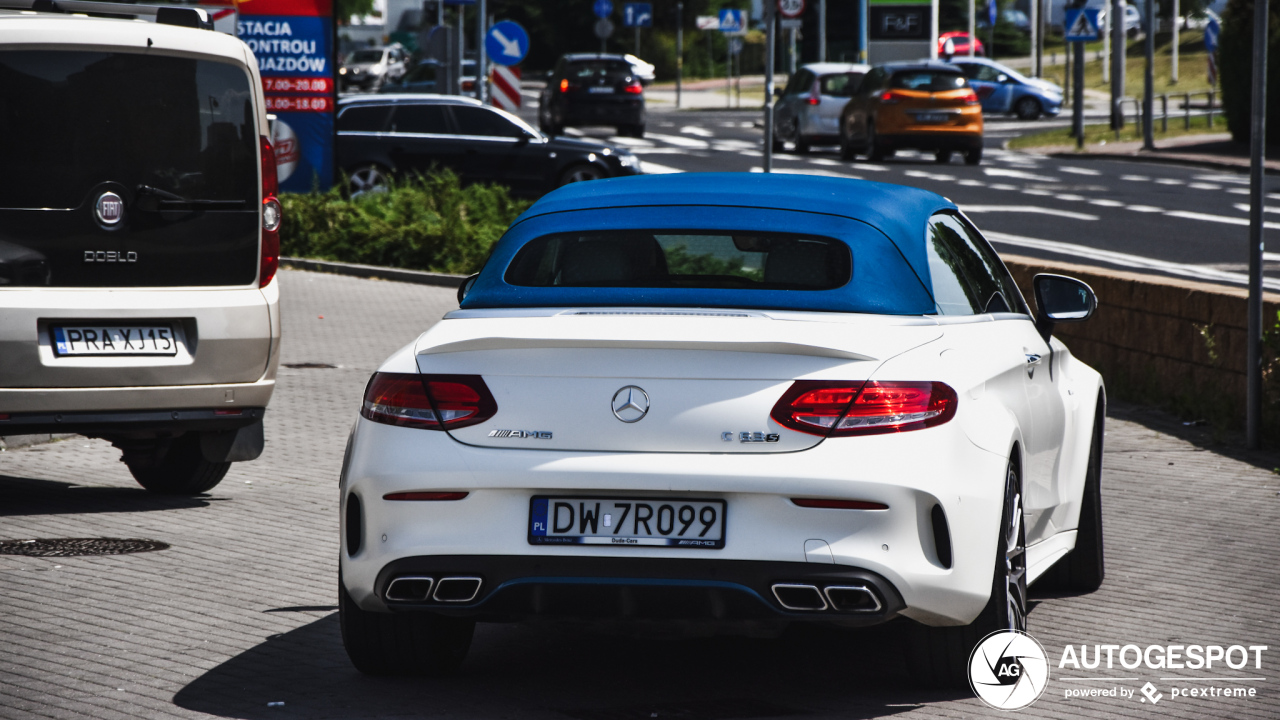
[949, 57, 1063, 120]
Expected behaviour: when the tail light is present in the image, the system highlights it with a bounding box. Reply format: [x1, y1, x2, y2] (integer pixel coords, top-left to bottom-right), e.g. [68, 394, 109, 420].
[792, 498, 889, 510]
[560, 78, 577, 92]
[961, 89, 980, 105]
[383, 491, 469, 501]
[879, 91, 903, 104]
[770, 380, 957, 437]
[624, 82, 643, 94]
[806, 95, 820, 106]
[462, 79, 475, 91]
[259, 135, 281, 288]
[361, 372, 497, 430]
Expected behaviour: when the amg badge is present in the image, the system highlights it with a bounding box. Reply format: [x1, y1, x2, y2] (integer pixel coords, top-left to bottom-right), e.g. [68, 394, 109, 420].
[489, 430, 553, 439]
[723, 431, 781, 443]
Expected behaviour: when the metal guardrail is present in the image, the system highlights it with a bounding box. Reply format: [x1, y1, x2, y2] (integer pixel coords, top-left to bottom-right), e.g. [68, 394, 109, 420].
[1112, 91, 1219, 138]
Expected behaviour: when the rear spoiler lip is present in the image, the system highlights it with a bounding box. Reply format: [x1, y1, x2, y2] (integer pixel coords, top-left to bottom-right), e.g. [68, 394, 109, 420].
[417, 337, 875, 362]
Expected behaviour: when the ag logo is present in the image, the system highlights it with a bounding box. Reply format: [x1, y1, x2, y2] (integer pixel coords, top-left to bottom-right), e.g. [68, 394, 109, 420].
[969, 630, 1050, 710]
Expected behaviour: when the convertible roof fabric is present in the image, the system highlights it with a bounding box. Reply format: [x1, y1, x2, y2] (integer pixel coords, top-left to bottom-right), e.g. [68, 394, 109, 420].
[461, 173, 955, 314]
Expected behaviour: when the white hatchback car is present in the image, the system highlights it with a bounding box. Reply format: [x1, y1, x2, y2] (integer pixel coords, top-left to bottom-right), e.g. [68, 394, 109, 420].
[0, 6, 282, 495]
[339, 174, 1105, 686]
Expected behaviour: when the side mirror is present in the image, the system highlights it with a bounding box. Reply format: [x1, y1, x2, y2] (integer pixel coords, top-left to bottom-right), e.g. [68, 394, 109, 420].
[457, 273, 479, 305]
[997, 73, 1010, 83]
[1033, 273, 1096, 341]
[773, 86, 784, 97]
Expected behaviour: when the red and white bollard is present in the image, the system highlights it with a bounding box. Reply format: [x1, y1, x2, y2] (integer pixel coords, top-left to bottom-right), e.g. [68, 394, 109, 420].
[490, 65, 521, 112]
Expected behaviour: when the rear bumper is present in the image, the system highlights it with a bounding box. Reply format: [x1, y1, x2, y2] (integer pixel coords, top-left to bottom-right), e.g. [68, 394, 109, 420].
[0, 405, 266, 436]
[0, 377, 275, 415]
[561, 101, 645, 127]
[363, 555, 905, 626]
[879, 132, 983, 153]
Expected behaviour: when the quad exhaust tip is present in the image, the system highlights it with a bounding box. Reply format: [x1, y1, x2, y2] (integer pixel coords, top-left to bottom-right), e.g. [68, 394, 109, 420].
[824, 585, 883, 613]
[771, 583, 828, 611]
[385, 575, 434, 602]
[771, 583, 882, 613]
[432, 576, 483, 603]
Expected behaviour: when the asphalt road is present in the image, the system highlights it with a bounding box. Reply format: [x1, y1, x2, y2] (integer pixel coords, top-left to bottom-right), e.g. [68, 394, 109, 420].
[541, 108, 1280, 291]
[3, 270, 1279, 720]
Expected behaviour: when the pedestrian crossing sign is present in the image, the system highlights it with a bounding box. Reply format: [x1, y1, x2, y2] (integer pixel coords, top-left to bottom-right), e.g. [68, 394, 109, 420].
[1064, 8, 1101, 41]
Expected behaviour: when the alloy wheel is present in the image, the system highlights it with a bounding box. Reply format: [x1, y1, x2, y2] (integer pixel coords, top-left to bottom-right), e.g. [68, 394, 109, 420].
[349, 166, 389, 198]
[1003, 462, 1028, 631]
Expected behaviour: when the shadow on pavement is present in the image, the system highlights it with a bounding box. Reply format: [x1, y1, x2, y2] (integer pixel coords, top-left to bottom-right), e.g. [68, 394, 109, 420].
[1106, 400, 1280, 475]
[0, 474, 211, 517]
[174, 614, 969, 720]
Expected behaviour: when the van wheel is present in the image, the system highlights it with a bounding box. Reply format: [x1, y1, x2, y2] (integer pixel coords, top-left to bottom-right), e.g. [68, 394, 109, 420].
[906, 456, 1027, 688]
[347, 165, 390, 198]
[339, 575, 475, 676]
[124, 434, 230, 496]
[1038, 396, 1106, 592]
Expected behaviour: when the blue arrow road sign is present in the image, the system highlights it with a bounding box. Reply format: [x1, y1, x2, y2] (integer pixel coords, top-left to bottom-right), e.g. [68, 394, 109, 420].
[1204, 17, 1219, 53]
[718, 8, 744, 33]
[1063, 8, 1101, 41]
[593, 0, 613, 18]
[623, 2, 652, 27]
[486, 20, 528, 66]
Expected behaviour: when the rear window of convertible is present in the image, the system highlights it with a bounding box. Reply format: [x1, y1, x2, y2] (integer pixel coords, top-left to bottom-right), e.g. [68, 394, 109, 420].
[504, 231, 852, 291]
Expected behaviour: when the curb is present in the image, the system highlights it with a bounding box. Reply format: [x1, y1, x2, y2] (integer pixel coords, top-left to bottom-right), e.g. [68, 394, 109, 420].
[1041, 150, 1280, 175]
[281, 257, 467, 288]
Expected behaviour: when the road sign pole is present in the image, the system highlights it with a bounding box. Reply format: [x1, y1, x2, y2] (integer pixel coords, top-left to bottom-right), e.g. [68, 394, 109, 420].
[1171, 0, 1179, 83]
[477, 0, 486, 104]
[727, 35, 731, 109]
[764, 6, 775, 172]
[820, 0, 827, 61]
[1111, 0, 1124, 128]
[1030, 0, 1038, 75]
[968, 0, 975, 57]
[1247, 0, 1269, 448]
[676, 2, 683, 108]
[1074, 40, 1085, 147]
[859, 0, 868, 61]
[1143, 0, 1154, 149]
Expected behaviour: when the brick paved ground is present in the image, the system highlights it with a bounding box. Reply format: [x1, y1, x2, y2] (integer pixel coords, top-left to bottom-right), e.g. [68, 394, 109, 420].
[2, 269, 1278, 720]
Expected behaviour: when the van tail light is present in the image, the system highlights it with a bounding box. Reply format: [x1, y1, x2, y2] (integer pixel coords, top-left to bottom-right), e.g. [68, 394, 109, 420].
[259, 135, 281, 288]
[879, 91, 903, 104]
[770, 381, 957, 437]
[961, 89, 980, 105]
[624, 82, 643, 94]
[361, 372, 497, 430]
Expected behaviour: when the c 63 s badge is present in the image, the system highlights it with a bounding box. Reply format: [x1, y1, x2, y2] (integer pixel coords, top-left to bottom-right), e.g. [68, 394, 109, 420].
[489, 430, 553, 439]
[723, 431, 780, 443]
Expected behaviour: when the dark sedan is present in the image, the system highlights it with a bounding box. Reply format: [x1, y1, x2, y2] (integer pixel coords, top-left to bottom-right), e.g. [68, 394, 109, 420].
[538, 53, 646, 138]
[335, 96, 643, 198]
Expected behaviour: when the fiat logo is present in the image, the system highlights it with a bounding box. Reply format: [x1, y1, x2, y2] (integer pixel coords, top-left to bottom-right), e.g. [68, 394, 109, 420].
[95, 192, 124, 226]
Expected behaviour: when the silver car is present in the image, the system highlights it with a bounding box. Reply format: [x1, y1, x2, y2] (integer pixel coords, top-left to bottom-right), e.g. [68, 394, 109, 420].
[0, 11, 281, 495]
[772, 62, 870, 153]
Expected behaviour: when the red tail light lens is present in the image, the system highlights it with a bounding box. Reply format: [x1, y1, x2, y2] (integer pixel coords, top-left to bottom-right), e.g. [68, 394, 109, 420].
[383, 491, 469, 501]
[962, 90, 980, 105]
[806, 95, 820, 105]
[770, 380, 957, 437]
[879, 91, 902, 104]
[792, 498, 889, 510]
[361, 372, 497, 430]
[624, 82, 643, 94]
[559, 78, 570, 92]
[259, 135, 280, 288]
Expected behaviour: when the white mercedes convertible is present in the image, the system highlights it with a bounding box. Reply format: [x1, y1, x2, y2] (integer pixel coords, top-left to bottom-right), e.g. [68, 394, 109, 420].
[338, 173, 1105, 686]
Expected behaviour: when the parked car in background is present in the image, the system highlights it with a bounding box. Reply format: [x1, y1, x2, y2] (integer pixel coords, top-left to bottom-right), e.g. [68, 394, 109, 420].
[772, 62, 870, 153]
[1097, 4, 1142, 37]
[378, 59, 478, 95]
[0, 9, 281, 495]
[949, 57, 1062, 120]
[336, 95, 642, 198]
[839, 62, 984, 165]
[539, 53, 647, 138]
[340, 45, 409, 92]
[937, 31, 984, 57]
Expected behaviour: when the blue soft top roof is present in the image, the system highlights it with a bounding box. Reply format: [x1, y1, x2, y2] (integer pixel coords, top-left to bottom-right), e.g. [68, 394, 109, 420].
[463, 173, 957, 315]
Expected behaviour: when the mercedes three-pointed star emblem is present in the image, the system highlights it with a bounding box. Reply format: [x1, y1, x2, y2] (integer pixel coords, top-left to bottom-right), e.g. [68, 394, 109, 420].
[611, 386, 650, 423]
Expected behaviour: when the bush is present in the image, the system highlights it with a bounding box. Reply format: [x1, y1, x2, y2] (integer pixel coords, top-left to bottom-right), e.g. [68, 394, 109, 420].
[279, 171, 531, 275]
[1219, 0, 1280, 143]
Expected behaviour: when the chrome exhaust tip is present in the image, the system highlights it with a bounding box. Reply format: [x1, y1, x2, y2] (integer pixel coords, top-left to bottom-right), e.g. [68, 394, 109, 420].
[432, 576, 482, 603]
[385, 575, 434, 602]
[823, 585, 883, 613]
[771, 583, 828, 611]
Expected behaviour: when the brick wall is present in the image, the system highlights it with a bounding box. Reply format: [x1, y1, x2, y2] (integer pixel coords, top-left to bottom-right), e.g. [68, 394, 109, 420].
[1002, 254, 1280, 427]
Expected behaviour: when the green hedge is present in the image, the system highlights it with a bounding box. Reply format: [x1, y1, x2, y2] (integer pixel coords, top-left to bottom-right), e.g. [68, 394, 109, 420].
[1219, 0, 1280, 143]
[279, 171, 531, 276]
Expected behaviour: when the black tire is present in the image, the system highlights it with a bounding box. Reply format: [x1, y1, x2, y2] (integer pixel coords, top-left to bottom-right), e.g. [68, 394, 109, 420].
[795, 138, 811, 154]
[346, 164, 391, 198]
[1038, 395, 1106, 592]
[125, 434, 230, 496]
[558, 164, 605, 186]
[839, 118, 858, 160]
[1014, 96, 1042, 120]
[866, 122, 886, 162]
[906, 456, 1027, 688]
[339, 576, 474, 676]
[934, 150, 952, 164]
[964, 146, 983, 165]
[771, 135, 785, 153]
[631, 124, 646, 139]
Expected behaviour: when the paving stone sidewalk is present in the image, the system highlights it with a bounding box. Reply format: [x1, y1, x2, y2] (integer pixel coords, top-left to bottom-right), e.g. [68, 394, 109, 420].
[1, 269, 1278, 720]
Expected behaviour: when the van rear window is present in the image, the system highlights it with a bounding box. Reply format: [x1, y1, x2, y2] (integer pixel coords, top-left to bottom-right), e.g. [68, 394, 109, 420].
[504, 231, 852, 291]
[0, 51, 257, 210]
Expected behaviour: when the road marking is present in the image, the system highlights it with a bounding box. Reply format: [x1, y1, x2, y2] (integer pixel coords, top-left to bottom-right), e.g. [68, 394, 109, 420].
[1022, 189, 1053, 196]
[1175, 209, 1280, 229]
[905, 170, 956, 182]
[644, 133, 710, 149]
[989, 183, 1018, 191]
[630, 147, 694, 155]
[771, 168, 861, 178]
[1232, 203, 1280, 214]
[1156, 178, 1183, 185]
[1195, 173, 1250, 184]
[1058, 194, 1086, 201]
[808, 157, 842, 166]
[985, 230, 1280, 290]
[1120, 174, 1151, 181]
[1126, 205, 1164, 212]
[1089, 198, 1124, 207]
[680, 125, 715, 137]
[984, 167, 1059, 182]
[1188, 183, 1222, 190]
[641, 161, 685, 174]
[608, 137, 656, 148]
[957, 179, 986, 187]
[711, 139, 757, 151]
[1059, 166, 1101, 176]
[963, 205, 1098, 220]
[849, 163, 889, 172]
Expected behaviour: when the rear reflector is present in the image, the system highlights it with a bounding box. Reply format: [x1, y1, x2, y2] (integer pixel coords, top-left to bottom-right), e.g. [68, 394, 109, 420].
[383, 491, 469, 501]
[213, 409, 243, 416]
[792, 498, 888, 510]
[771, 380, 957, 437]
[361, 372, 497, 430]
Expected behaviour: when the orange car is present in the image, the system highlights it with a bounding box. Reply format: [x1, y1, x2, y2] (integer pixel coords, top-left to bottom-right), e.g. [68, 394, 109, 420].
[838, 62, 984, 165]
